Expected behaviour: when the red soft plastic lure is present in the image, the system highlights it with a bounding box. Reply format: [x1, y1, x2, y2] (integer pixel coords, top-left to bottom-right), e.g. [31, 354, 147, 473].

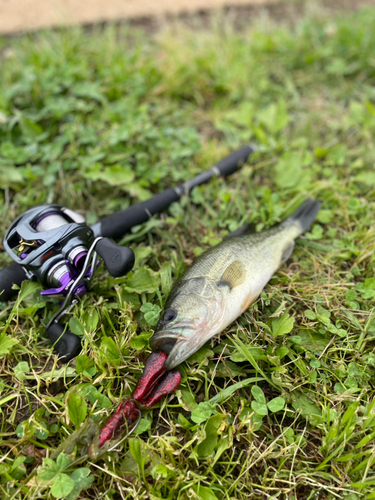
[96, 351, 181, 450]
[132, 350, 168, 403]
[97, 400, 138, 448]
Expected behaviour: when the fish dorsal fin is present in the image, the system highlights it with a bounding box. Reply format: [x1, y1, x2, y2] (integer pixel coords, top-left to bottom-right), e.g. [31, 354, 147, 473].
[225, 223, 256, 239]
[217, 260, 246, 290]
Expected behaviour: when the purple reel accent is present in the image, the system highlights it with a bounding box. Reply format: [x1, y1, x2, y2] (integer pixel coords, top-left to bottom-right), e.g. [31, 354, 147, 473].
[40, 272, 72, 296]
[40, 256, 97, 298]
[73, 283, 88, 297]
[74, 251, 87, 269]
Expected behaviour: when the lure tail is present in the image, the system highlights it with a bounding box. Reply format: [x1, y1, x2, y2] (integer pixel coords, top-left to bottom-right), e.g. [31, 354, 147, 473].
[88, 351, 181, 458]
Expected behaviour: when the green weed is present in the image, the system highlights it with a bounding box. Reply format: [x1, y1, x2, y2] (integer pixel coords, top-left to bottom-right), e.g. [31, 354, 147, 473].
[1, 2, 375, 499]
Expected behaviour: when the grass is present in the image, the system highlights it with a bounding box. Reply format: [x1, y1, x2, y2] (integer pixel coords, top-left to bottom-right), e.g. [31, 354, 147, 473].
[1, 2, 375, 499]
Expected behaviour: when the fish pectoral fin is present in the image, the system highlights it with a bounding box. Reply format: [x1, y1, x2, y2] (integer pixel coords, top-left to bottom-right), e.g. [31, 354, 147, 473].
[217, 260, 246, 290]
[281, 240, 295, 264]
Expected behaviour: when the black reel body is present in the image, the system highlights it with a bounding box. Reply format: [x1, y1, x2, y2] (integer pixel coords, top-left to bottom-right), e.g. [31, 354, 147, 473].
[5, 205, 95, 297]
[3, 204, 135, 362]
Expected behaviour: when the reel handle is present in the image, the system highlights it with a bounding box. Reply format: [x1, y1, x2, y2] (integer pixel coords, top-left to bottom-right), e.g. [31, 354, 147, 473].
[45, 237, 134, 363]
[0, 239, 135, 299]
[47, 322, 82, 362]
[95, 238, 135, 277]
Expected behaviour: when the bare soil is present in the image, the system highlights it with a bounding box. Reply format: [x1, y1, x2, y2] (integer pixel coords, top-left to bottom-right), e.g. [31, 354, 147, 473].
[0, 0, 275, 35]
[1, 0, 374, 36]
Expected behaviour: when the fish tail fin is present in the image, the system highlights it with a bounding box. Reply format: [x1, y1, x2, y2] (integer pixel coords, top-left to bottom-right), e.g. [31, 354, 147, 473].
[282, 199, 320, 237]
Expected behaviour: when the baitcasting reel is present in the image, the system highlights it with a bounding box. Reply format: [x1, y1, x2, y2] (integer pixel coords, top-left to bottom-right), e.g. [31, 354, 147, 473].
[4, 205, 135, 361]
[1, 145, 255, 363]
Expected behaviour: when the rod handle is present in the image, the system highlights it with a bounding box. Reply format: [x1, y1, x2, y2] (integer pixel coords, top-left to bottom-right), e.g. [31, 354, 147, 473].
[0, 263, 27, 301]
[47, 322, 81, 362]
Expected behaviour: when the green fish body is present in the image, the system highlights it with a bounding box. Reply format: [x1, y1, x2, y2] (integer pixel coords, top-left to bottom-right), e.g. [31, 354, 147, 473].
[150, 199, 320, 369]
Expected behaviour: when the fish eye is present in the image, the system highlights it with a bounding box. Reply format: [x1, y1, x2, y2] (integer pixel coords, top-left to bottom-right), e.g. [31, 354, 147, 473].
[163, 308, 177, 324]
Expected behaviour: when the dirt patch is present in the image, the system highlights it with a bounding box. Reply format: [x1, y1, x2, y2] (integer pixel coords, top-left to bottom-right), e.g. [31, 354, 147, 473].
[2, 0, 374, 36]
[0, 0, 275, 35]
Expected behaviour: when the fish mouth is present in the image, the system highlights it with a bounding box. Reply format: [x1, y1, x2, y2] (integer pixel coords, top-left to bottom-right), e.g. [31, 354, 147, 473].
[164, 335, 208, 370]
[150, 333, 179, 355]
[150, 322, 212, 370]
[150, 322, 196, 362]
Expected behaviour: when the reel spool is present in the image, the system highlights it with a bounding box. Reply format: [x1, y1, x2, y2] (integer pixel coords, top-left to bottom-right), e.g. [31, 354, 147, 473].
[3, 204, 135, 361]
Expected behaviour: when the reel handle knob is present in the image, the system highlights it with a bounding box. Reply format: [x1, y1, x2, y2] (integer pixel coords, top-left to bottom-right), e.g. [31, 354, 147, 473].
[47, 323, 82, 363]
[95, 238, 135, 278]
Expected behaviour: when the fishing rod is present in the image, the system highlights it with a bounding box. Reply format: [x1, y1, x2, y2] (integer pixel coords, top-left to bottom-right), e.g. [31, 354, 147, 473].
[0, 145, 254, 362]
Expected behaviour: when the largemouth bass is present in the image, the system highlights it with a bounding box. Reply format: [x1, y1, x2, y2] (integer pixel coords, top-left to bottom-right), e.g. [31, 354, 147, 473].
[150, 199, 320, 369]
